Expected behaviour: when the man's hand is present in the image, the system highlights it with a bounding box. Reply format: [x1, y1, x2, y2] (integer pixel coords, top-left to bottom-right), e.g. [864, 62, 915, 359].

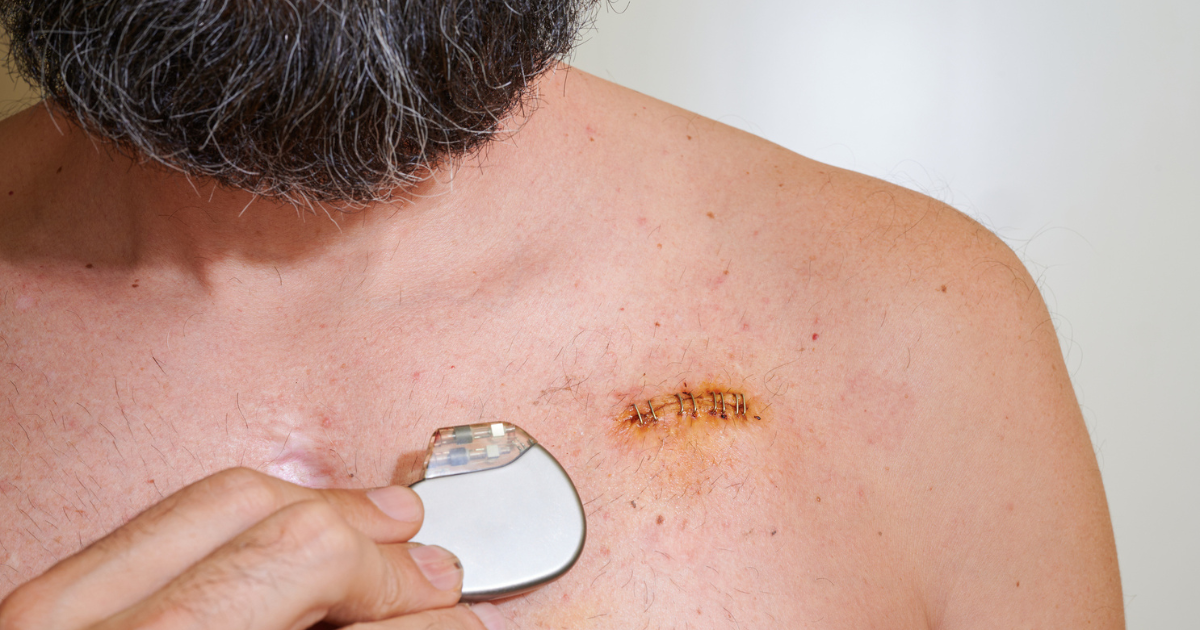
[0, 468, 504, 630]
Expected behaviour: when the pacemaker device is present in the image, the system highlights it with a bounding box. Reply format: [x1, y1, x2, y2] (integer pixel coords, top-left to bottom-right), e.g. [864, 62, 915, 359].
[408, 422, 586, 601]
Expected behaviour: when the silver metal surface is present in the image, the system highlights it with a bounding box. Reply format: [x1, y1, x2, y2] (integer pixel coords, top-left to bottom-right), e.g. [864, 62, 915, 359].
[409, 444, 586, 601]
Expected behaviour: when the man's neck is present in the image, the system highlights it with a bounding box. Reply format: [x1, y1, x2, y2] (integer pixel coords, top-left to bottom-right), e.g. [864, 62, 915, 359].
[0, 89, 566, 305]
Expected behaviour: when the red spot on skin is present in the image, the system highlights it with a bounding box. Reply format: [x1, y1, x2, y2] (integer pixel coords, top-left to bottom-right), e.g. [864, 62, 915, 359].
[637, 217, 647, 226]
[411, 371, 422, 381]
[319, 323, 327, 329]
[812, 333, 819, 341]
[320, 416, 334, 429]
[742, 323, 751, 331]
[146, 479, 155, 484]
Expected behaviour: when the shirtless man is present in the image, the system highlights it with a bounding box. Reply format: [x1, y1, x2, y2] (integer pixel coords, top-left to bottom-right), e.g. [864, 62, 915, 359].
[0, 1, 1123, 628]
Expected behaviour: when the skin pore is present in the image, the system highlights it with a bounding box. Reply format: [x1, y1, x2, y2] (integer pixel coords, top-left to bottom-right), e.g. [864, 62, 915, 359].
[0, 66, 1122, 629]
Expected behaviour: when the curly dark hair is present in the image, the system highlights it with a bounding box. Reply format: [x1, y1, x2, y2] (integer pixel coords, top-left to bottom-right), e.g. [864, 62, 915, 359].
[1, 0, 596, 204]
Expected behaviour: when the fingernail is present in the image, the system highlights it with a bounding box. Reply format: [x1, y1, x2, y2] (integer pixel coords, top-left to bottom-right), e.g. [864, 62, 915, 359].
[366, 486, 422, 523]
[408, 545, 463, 591]
[469, 602, 506, 630]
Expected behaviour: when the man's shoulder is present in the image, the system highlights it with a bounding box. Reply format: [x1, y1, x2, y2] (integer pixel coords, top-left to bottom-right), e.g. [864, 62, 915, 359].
[569, 75, 1121, 626]
[554, 70, 1055, 378]
[561, 69, 1016, 294]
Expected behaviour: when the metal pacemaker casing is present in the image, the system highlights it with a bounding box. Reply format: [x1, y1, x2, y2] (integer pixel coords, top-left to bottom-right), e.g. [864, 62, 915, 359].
[409, 442, 586, 601]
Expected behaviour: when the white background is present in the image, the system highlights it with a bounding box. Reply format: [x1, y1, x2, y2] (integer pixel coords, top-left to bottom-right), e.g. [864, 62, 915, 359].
[572, 1, 1198, 628]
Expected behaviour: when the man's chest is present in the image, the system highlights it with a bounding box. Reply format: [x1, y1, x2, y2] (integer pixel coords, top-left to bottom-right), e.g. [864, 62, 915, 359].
[0, 284, 930, 627]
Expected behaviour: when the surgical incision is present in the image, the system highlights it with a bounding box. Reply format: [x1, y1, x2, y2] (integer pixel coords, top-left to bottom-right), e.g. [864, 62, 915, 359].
[617, 389, 762, 431]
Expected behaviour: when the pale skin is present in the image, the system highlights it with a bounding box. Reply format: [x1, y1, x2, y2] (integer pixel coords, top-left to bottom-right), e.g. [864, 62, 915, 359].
[0, 68, 1122, 628]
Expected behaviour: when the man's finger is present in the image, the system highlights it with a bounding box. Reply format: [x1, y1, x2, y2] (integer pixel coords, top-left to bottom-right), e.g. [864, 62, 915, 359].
[343, 604, 505, 630]
[4, 468, 422, 629]
[91, 500, 461, 630]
